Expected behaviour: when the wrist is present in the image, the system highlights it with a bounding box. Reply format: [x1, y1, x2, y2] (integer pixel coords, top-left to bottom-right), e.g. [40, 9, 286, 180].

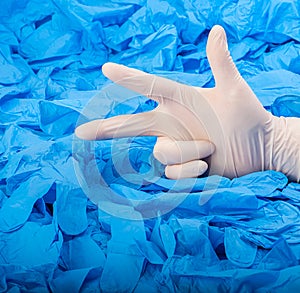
[265, 115, 300, 182]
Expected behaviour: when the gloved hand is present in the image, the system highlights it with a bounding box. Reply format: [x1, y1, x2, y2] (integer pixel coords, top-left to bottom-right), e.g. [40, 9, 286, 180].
[75, 25, 300, 182]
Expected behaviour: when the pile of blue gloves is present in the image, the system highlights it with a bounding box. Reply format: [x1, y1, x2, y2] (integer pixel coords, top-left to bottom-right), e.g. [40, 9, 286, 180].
[0, 0, 300, 292]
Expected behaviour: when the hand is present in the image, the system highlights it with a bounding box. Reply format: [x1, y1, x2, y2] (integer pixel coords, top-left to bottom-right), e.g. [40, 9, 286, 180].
[75, 25, 300, 182]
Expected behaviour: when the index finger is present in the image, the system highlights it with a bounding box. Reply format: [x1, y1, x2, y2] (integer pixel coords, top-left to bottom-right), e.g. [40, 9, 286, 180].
[102, 62, 185, 104]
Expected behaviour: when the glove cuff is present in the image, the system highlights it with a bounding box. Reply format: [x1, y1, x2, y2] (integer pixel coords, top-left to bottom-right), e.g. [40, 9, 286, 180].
[265, 116, 300, 182]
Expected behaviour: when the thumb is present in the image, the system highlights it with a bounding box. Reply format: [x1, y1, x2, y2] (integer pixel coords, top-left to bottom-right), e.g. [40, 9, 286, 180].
[206, 25, 242, 89]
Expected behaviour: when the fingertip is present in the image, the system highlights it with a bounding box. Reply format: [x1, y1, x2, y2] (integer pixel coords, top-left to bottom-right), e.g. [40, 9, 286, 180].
[102, 62, 123, 79]
[153, 139, 170, 165]
[153, 150, 168, 165]
[207, 141, 216, 156]
[164, 165, 176, 179]
[74, 124, 86, 139]
[198, 160, 209, 175]
[102, 62, 148, 84]
[75, 121, 100, 140]
[206, 25, 228, 56]
[209, 25, 226, 40]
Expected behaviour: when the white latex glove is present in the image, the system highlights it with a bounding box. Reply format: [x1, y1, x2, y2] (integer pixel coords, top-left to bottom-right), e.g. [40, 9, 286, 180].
[75, 25, 300, 182]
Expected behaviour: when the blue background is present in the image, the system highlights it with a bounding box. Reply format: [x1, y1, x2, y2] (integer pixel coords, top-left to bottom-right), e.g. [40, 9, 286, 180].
[0, 0, 300, 292]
